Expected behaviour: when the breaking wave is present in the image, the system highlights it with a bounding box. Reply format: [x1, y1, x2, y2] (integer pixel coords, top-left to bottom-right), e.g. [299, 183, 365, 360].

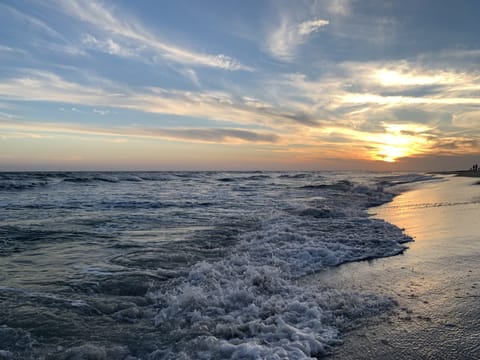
[0, 171, 434, 359]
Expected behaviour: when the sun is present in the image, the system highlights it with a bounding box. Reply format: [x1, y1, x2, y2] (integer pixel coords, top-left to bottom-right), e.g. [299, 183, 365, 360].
[368, 124, 430, 163]
[376, 143, 413, 162]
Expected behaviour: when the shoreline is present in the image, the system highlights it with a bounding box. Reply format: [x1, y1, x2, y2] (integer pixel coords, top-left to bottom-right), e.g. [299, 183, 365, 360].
[310, 176, 480, 359]
[431, 169, 480, 177]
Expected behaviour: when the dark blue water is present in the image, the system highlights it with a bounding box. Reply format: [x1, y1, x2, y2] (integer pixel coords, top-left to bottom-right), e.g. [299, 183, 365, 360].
[0, 171, 432, 359]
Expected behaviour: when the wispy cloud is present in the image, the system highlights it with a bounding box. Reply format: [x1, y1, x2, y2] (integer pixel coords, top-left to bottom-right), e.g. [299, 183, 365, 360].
[59, 106, 85, 113]
[0, 3, 64, 40]
[268, 17, 329, 61]
[298, 19, 330, 36]
[36, 41, 88, 57]
[82, 34, 137, 59]
[93, 108, 111, 116]
[271, 60, 480, 114]
[58, 0, 252, 71]
[0, 45, 15, 53]
[0, 4, 87, 57]
[0, 70, 315, 128]
[325, 0, 351, 16]
[339, 61, 475, 89]
[1, 46, 479, 163]
[452, 111, 480, 129]
[0, 111, 15, 119]
[0, 119, 279, 145]
[152, 128, 279, 144]
[312, 122, 478, 161]
[261, 57, 480, 159]
[265, 0, 398, 62]
[178, 68, 201, 87]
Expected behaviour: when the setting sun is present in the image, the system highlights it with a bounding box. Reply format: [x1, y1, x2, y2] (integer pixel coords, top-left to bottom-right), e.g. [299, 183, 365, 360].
[377, 144, 409, 162]
[367, 124, 430, 162]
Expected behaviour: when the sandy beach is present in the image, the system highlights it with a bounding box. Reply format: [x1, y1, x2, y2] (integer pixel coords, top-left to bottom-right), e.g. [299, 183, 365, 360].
[310, 175, 480, 359]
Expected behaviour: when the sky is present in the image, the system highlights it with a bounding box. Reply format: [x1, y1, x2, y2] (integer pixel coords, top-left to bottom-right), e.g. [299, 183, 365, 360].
[0, 0, 479, 171]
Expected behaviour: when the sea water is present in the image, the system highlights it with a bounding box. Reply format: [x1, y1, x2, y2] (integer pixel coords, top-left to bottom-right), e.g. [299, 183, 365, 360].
[0, 171, 433, 359]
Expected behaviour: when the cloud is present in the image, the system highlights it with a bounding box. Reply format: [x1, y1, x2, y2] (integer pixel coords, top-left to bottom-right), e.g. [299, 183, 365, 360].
[326, 0, 351, 16]
[0, 45, 15, 53]
[177, 68, 201, 87]
[434, 138, 478, 152]
[313, 122, 478, 161]
[270, 60, 480, 118]
[265, 0, 391, 49]
[0, 3, 64, 40]
[0, 4, 88, 58]
[58, 0, 252, 71]
[151, 128, 279, 144]
[298, 19, 330, 36]
[93, 109, 111, 116]
[374, 69, 458, 87]
[0, 111, 14, 119]
[1, 51, 479, 163]
[36, 42, 88, 57]
[260, 57, 480, 158]
[82, 34, 136, 59]
[268, 17, 329, 61]
[341, 61, 474, 90]
[0, 70, 317, 129]
[452, 111, 480, 129]
[0, 119, 279, 145]
[338, 93, 480, 106]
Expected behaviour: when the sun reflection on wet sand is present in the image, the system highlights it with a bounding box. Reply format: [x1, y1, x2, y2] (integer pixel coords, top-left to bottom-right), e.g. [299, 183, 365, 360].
[376, 176, 480, 251]
[310, 176, 480, 359]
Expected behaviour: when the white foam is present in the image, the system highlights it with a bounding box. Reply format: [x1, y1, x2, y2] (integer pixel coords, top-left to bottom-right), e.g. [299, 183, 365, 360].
[154, 256, 395, 359]
[0, 172, 435, 358]
[152, 180, 407, 358]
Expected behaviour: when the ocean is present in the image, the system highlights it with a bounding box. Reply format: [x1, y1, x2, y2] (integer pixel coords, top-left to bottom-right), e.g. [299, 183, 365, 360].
[0, 171, 434, 359]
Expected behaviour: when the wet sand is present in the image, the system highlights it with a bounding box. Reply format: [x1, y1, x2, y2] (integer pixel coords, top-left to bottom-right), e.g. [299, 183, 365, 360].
[311, 176, 480, 359]
[433, 170, 480, 178]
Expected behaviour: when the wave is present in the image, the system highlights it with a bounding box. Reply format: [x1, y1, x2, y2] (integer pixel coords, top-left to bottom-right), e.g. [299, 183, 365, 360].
[300, 179, 355, 191]
[149, 179, 411, 358]
[217, 174, 272, 183]
[0, 171, 437, 359]
[0, 172, 183, 190]
[0, 180, 49, 191]
[278, 173, 313, 179]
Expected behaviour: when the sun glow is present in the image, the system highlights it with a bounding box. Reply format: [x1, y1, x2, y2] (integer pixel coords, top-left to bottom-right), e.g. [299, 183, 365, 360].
[369, 124, 431, 162]
[376, 141, 412, 162]
[314, 124, 432, 164]
[374, 69, 456, 87]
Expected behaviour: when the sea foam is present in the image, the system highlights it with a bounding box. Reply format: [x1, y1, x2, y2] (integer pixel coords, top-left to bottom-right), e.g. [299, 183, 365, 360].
[151, 177, 412, 359]
[0, 172, 433, 359]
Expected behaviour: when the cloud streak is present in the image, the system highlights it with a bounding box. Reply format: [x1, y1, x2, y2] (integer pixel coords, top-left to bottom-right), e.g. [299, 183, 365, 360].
[58, 0, 252, 71]
[2, 55, 479, 163]
[298, 19, 330, 36]
[0, 70, 317, 129]
[270, 59, 480, 117]
[0, 3, 64, 40]
[0, 119, 279, 145]
[268, 17, 329, 61]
